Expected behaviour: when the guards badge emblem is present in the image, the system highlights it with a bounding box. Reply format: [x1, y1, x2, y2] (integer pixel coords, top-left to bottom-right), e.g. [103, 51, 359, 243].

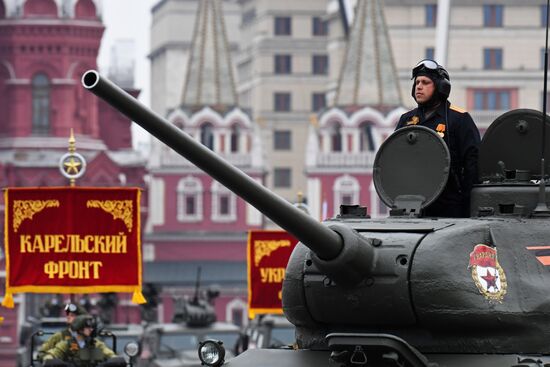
[468, 244, 507, 302]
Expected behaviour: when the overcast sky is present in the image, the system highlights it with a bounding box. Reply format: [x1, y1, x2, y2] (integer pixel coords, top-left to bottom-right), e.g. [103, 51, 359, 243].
[97, 0, 158, 149]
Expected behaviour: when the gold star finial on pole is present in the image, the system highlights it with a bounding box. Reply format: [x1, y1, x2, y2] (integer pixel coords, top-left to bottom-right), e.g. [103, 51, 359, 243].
[59, 129, 87, 187]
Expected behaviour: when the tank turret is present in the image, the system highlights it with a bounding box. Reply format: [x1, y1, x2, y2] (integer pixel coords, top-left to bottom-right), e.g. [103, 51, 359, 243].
[83, 71, 550, 366]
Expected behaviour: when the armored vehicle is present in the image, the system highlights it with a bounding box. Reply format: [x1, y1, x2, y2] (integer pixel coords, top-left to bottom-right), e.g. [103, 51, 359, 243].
[83, 71, 550, 367]
[137, 274, 241, 367]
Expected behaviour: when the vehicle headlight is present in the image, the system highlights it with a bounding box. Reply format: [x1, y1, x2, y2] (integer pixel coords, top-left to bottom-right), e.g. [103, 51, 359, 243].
[124, 341, 140, 358]
[198, 339, 225, 367]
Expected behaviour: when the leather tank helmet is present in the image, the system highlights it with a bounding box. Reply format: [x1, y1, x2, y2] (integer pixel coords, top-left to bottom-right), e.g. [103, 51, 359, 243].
[411, 59, 451, 104]
[71, 314, 95, 334]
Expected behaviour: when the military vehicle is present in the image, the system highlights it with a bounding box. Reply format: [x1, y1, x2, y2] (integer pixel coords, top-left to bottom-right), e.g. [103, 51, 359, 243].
[136, 268, 241, 367]
[82, 67, 550, 367]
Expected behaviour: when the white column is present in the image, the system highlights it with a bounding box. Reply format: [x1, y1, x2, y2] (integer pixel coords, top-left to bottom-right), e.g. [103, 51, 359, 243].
[435, 0, 451, 66]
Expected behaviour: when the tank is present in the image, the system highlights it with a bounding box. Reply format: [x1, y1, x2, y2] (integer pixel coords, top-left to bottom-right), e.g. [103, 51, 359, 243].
[82, 71, 550, 367]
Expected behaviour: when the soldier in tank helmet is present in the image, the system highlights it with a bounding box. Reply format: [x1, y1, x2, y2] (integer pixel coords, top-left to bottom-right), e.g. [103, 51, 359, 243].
[396, 59, 481, 217]
[38, 303, 89, 361]
[42, 314, 116, 365]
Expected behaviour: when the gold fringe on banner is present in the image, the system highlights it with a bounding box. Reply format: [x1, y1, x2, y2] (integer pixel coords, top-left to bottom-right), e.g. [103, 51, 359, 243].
[132, 288, 146, 304]
[1, 292, 14, 308]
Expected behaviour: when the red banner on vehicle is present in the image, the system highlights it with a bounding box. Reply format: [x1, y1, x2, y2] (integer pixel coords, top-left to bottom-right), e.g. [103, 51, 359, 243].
[2, 187, 145, 308]
[247, 230, 299, 319]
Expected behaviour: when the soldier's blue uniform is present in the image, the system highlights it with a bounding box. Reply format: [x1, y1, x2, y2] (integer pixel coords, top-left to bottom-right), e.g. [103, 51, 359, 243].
[396, 101, 481, 217]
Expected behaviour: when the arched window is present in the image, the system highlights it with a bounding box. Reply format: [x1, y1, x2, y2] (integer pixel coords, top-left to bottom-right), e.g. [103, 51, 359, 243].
[359, 121, 375, 151]
[230, 125, 240, 153]
[32, 73, 50, 135]
[211, 181, 236, 222]
[200, 122, 215, 150]
[74, 0, 96, 19]
[333, 175, 360, 212]
[329, 122, 342, 152]
[177, 176, 203, 222]
[24, 0, 58, 18]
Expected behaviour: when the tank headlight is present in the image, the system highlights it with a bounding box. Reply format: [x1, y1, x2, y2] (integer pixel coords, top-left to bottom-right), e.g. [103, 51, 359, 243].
[124, 341, 140, 358]
[198, 339, 225, 367]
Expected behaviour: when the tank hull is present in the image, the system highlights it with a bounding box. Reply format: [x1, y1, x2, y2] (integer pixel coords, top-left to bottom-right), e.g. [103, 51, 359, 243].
[225, 348, 550, 367]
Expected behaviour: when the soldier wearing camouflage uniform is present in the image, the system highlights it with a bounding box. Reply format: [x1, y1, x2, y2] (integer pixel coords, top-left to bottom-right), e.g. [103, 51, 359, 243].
[38, 303, 88, 361]
[42, 314, 116, 366]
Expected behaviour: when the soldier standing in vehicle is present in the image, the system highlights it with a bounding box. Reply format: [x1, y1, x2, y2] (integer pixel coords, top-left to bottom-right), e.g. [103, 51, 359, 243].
[396, 59, 481, 218]
[42, 314, 116, 365]
[38, 303, 88, 361]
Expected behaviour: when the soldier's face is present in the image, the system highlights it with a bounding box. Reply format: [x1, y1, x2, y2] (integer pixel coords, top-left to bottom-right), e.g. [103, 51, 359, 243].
[66, 312, 77, 324]
[414, 76, 435, 104]
[83, 326, 93, 337]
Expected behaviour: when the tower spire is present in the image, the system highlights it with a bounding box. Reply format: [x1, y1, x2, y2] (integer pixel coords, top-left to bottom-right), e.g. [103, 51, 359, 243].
[333, 0, 402, 109]
[181, 0, 238, 109]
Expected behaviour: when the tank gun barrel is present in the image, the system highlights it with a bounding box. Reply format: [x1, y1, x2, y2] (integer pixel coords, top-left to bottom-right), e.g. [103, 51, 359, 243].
[82, 71, 342, 260]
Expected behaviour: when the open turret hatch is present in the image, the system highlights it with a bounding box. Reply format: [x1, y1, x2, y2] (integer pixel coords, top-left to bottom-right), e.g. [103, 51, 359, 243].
[373, 126, 450, 216]
[479, 109, 550, 182]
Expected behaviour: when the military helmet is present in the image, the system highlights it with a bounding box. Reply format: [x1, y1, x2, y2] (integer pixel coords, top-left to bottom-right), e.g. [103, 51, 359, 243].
[71, 314, 95, 332]
[411, 59, 451, 98]
[64, 302, 87, 316]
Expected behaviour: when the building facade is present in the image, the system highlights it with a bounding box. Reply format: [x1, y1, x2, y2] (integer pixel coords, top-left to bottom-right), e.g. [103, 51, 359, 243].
[150, 0, 550, 205]
[145, 0, 265, 327]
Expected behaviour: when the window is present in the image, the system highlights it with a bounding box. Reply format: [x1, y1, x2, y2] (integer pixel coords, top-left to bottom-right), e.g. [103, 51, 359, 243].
[483, 5, 503, 27]
[359, 122, 375, 152]
[177, 177, 203, 222]
[425, 47, 435, 60]
[185, 196, 196, 215]
[274, 130, 291, 150]
[312, 54, 329, 75]
[230, 125, 240, 153]
[274, 54, 292, 74]
[274, 16, 291, 35]
[32, 73, 50, 135]
[200, 123, 215, 150]
[274, 168, 291, 188]
[219, 196, 230, 215]
[231, 308, 244, 327]
[473, 89, 511, 110]
[329, 123, 342, 152]
[312, 16, 328, 36]
[211, 181, 236, 222]
[274, 92, 291, 112]
[483, 48, 503, 70]
[312, 92, 326, 112]
[333, 175, 360, 212]
[542, 5, 548, 27]
[425, 4, 437, 27]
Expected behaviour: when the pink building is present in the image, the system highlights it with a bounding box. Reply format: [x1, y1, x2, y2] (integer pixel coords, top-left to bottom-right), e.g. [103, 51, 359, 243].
[0, 0, 147, 365]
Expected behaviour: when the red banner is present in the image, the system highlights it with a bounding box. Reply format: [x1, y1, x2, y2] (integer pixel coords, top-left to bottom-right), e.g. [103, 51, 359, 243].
[2, 187, 144, 308]
[247, 230, 299, 319]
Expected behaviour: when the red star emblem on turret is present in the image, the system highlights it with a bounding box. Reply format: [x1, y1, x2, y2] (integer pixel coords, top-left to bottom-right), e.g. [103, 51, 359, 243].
[481, 269, 498, 291]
